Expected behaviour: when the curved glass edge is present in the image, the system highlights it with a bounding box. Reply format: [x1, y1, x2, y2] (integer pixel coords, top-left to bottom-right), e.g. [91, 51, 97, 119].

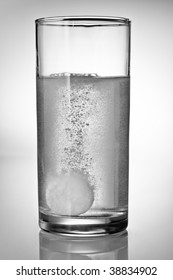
[35, 15, 131, 26]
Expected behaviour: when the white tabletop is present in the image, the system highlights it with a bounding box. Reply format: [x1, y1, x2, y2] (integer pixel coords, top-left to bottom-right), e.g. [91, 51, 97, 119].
[0, 156, 172, 260]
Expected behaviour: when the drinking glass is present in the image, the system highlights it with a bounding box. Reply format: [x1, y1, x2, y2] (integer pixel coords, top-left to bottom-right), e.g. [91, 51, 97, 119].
[35, 16, 131, 236]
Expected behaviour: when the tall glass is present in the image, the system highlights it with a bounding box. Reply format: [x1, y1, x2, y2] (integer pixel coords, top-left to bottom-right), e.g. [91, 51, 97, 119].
[35, 16, 131, 236]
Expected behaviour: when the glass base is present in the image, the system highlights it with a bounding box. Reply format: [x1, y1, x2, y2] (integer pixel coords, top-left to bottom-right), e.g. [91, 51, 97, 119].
[39, 211, 128, 237]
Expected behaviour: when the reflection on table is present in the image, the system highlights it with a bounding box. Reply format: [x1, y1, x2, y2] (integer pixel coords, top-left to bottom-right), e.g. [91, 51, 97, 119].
[39, 230, 128, 260]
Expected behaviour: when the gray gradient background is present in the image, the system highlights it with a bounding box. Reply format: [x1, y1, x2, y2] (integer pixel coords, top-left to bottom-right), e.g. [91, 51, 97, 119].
[0, 0, 173, 260]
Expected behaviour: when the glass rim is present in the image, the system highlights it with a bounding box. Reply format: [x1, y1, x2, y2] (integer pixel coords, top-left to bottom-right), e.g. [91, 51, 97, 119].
[35, 15, 131, 26]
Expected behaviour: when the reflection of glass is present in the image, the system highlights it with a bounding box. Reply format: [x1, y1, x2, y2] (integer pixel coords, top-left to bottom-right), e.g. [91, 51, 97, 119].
[39, 230, 128, 260]
[36, 16, 131, 236]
